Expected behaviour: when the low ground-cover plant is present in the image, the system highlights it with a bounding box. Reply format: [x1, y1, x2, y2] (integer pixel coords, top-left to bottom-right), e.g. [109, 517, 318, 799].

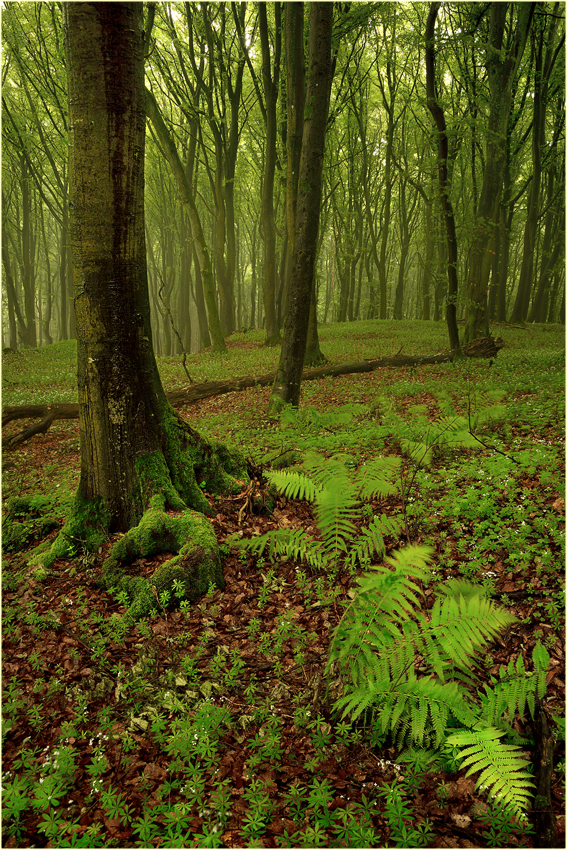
[230, 449, 405, 579]
[2, 322, 564, 848]
[328, 544, 551, 818]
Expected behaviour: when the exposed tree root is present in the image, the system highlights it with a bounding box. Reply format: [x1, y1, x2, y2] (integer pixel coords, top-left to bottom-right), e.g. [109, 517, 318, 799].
[2, 338, 503, 449]
[531, 696, 559, 848]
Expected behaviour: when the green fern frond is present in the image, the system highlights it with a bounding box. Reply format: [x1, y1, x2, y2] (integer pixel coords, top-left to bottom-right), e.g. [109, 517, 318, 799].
[347, 514, 405, 567]
[230, 527, 327, 572]
[315, 474, 359, 558]
[417, 592, 516, 676]
[446, 727, 535, 816]
[335, 674, 477, 746]
[532, 640, 551, 699]
[265, 469, 318, 502]
[400, 438, 433, 467]
[303, 451, 346, 489]
[480, 642, 550, 729]
[438, 579, 488, 602]
[357, 457, 400, 500]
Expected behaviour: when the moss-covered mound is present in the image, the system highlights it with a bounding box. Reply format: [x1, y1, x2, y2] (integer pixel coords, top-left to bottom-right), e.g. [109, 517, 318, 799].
[100, 502, 223, 620]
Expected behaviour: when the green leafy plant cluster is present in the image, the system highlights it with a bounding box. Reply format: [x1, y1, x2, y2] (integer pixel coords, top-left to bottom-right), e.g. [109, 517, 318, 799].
[3, 494, 63, 553]
[231, 450, 404, 576]
[328, 545, 550, 817]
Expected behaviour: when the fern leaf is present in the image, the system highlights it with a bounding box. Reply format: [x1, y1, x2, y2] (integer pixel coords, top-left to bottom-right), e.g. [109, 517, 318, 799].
[357, 457, 400, 501]
[447, 727, 535, 816]
[419, 593, 516, 676]
[400, 438, 433, 468]
[315, 473, 359, 558]
[480, 641, 550, 730]
[347, 513, 405, 566]
[532, 640, 551, 699]
[437, 579, 488, 602]
[231, 527, 328, 572]
[265, 469, 318, 502]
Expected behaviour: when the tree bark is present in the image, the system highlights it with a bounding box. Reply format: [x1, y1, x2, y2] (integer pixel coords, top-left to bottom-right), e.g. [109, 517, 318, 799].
[259, 2, 282, 347]
[145, 88, 227, 353]
[531, 696, 559, 848]
[31, 1, 245, 579]
[463, 3, 535, 342]
[425, 2, 461, 356]
[268, 2, 334, 412]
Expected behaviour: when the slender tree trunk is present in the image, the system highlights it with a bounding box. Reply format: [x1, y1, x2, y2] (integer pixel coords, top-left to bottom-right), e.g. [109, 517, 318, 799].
[463, 3, 534, 342]
[422, 190, 435, 320]
[259, 2, 282, 347]
[425, 2, 461, 355]
[145, 89, 226, 353]
[512, 11, 561, 322]
[20, 156, 37, 347]
[268, 2, 334, 412]
[283, 1, 305, 324]
[1, 216, 25, 349]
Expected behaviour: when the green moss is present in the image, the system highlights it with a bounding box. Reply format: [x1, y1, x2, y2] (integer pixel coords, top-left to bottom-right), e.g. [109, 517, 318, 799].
[6, 495, 51, 516]
[100, 506, 222, 620]
[28, 493, 110, 569]
[159, 405, 248, 512]
[135, 450, 186, 513]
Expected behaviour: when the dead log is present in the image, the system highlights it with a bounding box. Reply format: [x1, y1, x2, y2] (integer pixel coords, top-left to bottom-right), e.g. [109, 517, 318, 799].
[2, 344, 500, 450]
[462, 335, 504, 358]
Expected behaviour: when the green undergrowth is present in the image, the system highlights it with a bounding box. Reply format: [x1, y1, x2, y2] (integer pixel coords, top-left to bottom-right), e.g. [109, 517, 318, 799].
[2, 322, 564, 847]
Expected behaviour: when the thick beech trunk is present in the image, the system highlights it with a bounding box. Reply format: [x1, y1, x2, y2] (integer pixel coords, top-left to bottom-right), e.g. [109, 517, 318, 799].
[29, 2, 244, 586]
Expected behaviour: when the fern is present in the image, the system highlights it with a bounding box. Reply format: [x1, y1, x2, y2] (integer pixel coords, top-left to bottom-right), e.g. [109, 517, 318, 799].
[235, 452, 403, 574]
[266, 468, 318, 502]
[357, 457, 401, 500]
[347, 514, 405, 567]
[480, 641, 550, 730]
[328, 546, 550, 815]
[231, 527, 327, 571]
[446, 727, 535, 816]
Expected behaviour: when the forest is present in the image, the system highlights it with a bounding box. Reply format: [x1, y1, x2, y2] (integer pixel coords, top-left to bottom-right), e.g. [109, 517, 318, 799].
[2, 1, 565, 351]
[1, 2, 566, 850]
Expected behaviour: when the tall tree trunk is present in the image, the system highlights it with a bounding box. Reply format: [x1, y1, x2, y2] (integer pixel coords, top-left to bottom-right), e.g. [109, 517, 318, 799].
[422, 189, 435, 321]
[283, 1, 305, 324]
[60, 1, 240, 542]
[20, 155, 37, 348]
[425, 2, 461, 355]
[1, 213, 25, 349]
[259, 2, 282, 347]
[33, 1, 247, 619]
[512, 9, 561, 322]
[268, 2, 334, 412]
[145, 89, 226, 353]
[463, 2, 535, 342]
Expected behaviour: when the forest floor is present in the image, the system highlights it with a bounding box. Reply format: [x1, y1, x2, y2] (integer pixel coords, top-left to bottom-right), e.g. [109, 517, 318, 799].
[2, 320, 565, 849]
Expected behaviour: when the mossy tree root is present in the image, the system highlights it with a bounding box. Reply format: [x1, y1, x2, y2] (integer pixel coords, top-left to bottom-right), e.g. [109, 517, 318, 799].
[100, 500, 223, 620]
[28, 418, 248, 617]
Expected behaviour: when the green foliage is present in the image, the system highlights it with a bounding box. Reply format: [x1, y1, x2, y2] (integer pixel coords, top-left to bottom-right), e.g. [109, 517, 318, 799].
[328, 545, 551, 816]
[446, 727, 534, 816]
[377, 780, 434, 847]
[232, 451, 402, 574]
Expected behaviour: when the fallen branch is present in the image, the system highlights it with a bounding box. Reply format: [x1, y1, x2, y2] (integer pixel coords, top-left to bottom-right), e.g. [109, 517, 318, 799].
[2, 340, 503, 450]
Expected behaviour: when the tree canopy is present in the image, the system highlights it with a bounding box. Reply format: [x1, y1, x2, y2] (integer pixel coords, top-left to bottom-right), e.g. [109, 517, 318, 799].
[2, 2, 564, 356]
